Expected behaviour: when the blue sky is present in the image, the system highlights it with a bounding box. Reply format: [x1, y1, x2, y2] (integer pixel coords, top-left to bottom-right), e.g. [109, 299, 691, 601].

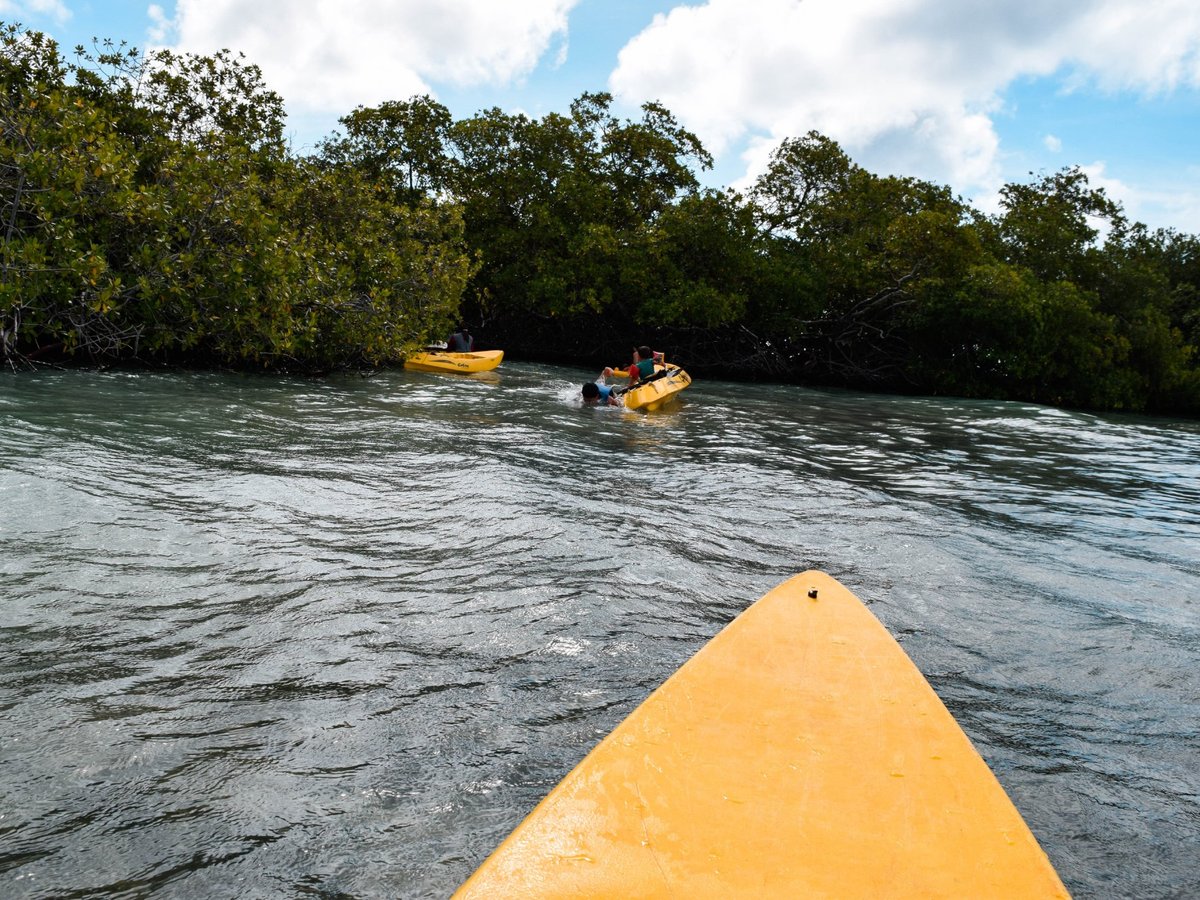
[6, 0, 1200, 233]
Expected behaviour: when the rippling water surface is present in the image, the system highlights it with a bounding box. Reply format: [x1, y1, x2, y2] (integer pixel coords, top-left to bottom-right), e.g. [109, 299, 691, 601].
[2, 363, 1198, 898]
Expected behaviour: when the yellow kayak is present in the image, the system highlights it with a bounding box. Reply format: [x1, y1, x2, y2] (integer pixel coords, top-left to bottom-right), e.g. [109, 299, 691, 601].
[620, 366, 691, 411]
[454, 572, 1069, 899]
[403, 349, 503, 374]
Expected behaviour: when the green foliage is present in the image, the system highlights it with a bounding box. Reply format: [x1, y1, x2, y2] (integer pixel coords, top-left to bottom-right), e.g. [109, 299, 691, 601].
[440, 93, 711, 328]
[1, 24, 470, 371]
[736, 137, 1200, 411]
[903, 264, 1123, 405]
[750, 130, 855, 238]
[320, 95, 453, 200]
[1, 26, 140, 357]
[626, 190, 757, 329]
[749, 135, 983, 381]
[994, 167, 1123, 285]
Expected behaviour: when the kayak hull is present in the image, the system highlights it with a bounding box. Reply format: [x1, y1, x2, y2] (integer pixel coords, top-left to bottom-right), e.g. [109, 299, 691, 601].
[453, 571, 1069, 899]
[404, 349, 503, 374]
[622, 367, 691, 410]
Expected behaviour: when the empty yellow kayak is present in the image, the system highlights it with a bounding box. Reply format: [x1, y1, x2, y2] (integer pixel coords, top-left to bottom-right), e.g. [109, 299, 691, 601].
[453, 571, 1069, 899]
[403, 349, 503, 374]
[620, 366, 691, 411]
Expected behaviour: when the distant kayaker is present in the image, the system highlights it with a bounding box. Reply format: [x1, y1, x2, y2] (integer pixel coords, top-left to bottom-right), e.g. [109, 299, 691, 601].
[448, 325, 474, 351]
[582, 373, 621, 406]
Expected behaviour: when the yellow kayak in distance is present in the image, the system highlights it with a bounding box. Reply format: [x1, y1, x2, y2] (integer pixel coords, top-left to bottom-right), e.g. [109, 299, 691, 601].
[453, 572, 1070, 899]
[403, 349, 503, 374]
[618, 365, 691, 411]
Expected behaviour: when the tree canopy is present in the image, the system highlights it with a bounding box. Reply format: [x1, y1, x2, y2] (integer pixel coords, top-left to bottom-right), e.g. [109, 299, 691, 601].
[1, 25, 470, 371]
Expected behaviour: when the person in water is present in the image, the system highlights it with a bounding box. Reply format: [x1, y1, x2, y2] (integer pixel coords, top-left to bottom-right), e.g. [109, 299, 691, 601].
[582, 373, 621, 406]
[447, 325, 474, 352]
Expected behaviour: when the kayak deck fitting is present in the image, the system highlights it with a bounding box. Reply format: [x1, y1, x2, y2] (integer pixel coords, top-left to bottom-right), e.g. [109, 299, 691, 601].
[453, 571, 1069, 898]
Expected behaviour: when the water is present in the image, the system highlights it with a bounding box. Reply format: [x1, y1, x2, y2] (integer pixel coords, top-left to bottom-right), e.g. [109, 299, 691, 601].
[1, 362, 1197, 899]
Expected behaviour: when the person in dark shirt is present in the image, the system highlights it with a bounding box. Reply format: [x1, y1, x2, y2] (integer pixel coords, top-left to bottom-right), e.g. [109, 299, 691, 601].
[448, 326, 474, 351]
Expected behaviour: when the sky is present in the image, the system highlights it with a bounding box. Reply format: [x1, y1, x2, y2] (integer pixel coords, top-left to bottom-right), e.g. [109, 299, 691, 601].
[5, 0, 1200, 234]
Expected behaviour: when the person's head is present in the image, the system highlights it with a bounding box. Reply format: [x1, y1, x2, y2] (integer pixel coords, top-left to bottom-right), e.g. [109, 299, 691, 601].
[636, 345, 653, 361]
[581, 382, 600, 402]
[458, 324, 469, 335]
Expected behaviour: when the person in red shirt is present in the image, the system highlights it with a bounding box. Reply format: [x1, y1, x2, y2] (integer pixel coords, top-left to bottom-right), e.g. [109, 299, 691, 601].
[622, 345, 663, 383]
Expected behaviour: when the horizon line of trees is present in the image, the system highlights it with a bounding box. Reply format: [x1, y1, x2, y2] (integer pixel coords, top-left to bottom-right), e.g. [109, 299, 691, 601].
[3, 23, 1199, 414]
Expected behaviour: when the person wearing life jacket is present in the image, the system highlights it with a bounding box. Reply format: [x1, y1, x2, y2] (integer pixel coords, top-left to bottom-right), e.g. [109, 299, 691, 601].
[448, 325, 474, 352]
[583, 367, 624, 408]
[626, 345, 663, 383]
[581, 379, 620, 406]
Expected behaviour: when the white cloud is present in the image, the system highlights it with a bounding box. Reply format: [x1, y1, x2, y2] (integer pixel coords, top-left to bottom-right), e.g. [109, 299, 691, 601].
[1044, 134, 1063, 153]
[609, 0, 1200, 209]
[1151, 189, 1200, 235]
[147, 4, 172, 45]
[0, 0, 70, 25]
[1080, 161, 1133, 207]
[1082, 161, 1200, 235]
[160, 0, 579, 116]
[1068, 3, 1200, 93]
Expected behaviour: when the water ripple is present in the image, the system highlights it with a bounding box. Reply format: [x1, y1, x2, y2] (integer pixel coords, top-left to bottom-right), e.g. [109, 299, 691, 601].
[1, 364, 1198, 898]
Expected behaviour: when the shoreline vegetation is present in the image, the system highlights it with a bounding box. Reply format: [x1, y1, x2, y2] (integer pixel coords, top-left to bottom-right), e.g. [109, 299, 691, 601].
[3, 23, 1198, 415]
